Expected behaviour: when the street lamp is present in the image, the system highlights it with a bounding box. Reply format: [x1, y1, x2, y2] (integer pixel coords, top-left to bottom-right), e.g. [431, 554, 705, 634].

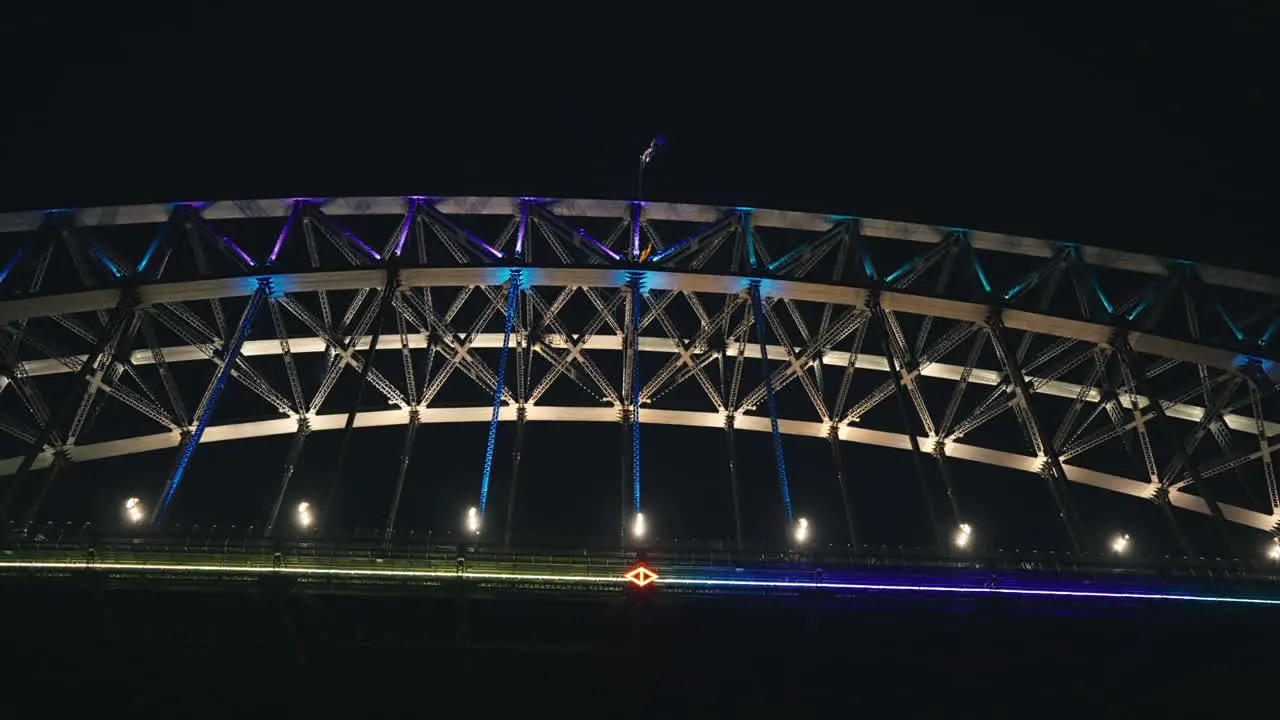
[123, 497, 145, 525]
[794, 517, 810, 545]
[295, 501, 314, 529]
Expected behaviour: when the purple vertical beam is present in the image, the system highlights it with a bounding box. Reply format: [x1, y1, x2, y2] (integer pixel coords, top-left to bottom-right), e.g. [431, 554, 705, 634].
[630, 202, 642, 261]
[392, 199, 418, 257]
[514, 201, 530, 258]
[267, 202, 302, 265]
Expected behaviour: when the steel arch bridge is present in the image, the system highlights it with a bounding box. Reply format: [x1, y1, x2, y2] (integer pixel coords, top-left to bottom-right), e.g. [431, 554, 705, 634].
[0, 196, 1277, 554]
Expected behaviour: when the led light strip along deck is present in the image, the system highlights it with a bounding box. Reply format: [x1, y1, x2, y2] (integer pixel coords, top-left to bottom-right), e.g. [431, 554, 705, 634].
[2, 560, 1279, 607]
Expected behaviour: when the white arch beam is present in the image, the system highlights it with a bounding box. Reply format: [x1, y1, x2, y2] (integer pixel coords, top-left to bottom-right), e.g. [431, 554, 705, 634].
[12, 333, 1279, 438]
[1, 267, 1268, 378]
[1, 196, 1275, 296]
[0, 405, 1271, 532]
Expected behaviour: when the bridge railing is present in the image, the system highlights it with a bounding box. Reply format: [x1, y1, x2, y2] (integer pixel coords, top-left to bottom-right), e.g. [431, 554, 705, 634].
[6, 523, 1280, 585]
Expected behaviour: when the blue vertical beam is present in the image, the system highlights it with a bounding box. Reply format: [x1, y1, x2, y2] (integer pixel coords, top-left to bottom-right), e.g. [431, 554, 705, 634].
[479, 268, 521, 518]
[154, 278, 270, 524]
[0, 242, 25, 285]
[628, 271, 644, 513]
[749, 279, 794, 524]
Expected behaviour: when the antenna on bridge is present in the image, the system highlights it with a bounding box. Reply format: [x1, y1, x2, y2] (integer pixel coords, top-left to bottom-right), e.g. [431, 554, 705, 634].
[638, 135, 664, 202]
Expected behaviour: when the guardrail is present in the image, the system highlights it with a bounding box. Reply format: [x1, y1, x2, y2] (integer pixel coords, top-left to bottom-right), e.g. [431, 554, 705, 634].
[5, 529, 1280, 586]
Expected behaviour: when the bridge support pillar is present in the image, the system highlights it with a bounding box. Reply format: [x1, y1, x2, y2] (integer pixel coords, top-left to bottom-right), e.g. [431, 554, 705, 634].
[386, 409, 419, 542]
[478, 268, 521, 527]
[725, 413, 744, 551]
[267, 418, 310, 537]
[749, 280, 794, 536]
[20, 448, 70, 531]
[503, 405, 526, 547]
[1154, 485, 1197, 560]
[827, 425, 857, 549]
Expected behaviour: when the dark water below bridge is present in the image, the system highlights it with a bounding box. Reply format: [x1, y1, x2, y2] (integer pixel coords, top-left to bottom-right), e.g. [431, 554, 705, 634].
[0, 577, 1273, 715]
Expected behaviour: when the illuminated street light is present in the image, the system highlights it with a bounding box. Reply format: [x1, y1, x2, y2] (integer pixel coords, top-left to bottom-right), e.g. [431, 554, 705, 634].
[794, 517, 810, 545]
[295, 501, 314, 529]
[466, 506, 481, 535]
[1267, 540, 1280, 561]
[123, 497, 145, 525]
[953, 523, 973, 549]
[1110, 532, 1130, 555]
[632, 512, 646, 539]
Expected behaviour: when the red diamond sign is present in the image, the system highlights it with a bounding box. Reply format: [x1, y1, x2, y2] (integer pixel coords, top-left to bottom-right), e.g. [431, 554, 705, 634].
[624, 565, 659, 587]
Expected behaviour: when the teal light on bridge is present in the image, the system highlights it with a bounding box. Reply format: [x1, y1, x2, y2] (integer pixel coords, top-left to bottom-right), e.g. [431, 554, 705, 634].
[968, 250, 992, 294]
[86, 242, 123, 278]
[1216, 305, 1246, 342]
[885, 258, 917, 285]
[1259, 316, 1279, 349]
[136, 232, 162, 274]
[1003, 277, 1031, 301]
[860, 251, 877, 281]
[1088, 273, 1114, 315]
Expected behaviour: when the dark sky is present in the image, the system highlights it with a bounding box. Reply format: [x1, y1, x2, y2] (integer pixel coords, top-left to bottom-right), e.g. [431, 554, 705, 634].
[2, 7, 1277, 554]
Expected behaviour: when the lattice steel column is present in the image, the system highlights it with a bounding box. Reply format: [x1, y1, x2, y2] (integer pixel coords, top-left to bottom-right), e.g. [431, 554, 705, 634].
[386, 409, 419, 540]
[725, 413, 744, 550]
[20, 449, 69, 529]
[478, 268, 520, 522]
[749, 280, 794, 526]
[503, 406, 527, 547]
[628, 271, 644, 516]
[827, 425, 857, 548]
[266, 419, 309, 537]
[154, 279, 270, 524]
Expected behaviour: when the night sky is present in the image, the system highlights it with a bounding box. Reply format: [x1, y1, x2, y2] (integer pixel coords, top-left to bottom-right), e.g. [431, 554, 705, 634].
[2, 7, 1276, 555]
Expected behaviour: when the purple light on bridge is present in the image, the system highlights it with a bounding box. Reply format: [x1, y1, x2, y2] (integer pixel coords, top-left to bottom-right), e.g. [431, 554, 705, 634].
[466, 229, 504, 260]
[578, 227, 621, 262]
[392, 199, 418, 258]
[213, 231, 257, 268]
[266, 202, 301, 265]
[330, 219, 382, 262]
[514, 201, 529, 257]
[630, 201, 643, 260]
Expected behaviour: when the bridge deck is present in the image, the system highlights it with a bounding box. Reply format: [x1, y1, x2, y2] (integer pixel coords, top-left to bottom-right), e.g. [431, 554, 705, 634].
[6, 537, 1280, 608]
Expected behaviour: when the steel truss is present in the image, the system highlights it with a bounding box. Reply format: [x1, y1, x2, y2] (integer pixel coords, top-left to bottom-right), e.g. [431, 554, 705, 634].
[0, 197, 1277, 552]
